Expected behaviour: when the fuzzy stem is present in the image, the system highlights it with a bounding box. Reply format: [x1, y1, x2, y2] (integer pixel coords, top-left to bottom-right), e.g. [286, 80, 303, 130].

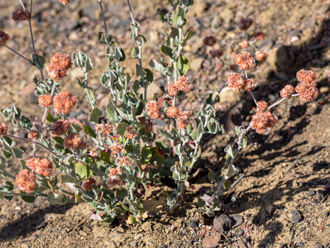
[5, 134, 61, 158]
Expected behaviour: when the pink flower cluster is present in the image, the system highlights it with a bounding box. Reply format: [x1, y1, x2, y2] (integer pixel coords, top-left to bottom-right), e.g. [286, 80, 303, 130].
[227, 73, 257, 91]
[12, 9, 31, 21]
[53, 91, 77, 114]
[26, 157, 53, 177]
[295, 69, 318, 104]
[168, 76, 190, 96]
[16, 169, 36, 193]
[47, 52, 72, 81]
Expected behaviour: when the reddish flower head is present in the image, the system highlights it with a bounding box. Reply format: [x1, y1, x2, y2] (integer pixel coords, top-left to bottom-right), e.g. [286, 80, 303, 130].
[257, 101, 268, 113]
[250, 111, 278, 135]
[168, 83, 178, 96]
[280, 84, 295, 99]
[176, 110, 190, 130]
[244, 78, 257, 91]
[146, 101, 160, 119]
[95, 123, 113, 136]
[27, 131, 40, 140]
[47, 52, 72, 81]
[228, 73, 244, 91]
[0, 123, 8, 136]
[38, 94, 53, 107]
[57, 0, 70, 5]
[176, 76, 190, 93]
[109, 143, 124, 156]
[12, 9, 31, 21]
[26, 158, 53, 177]
[203, 36, 217, 46]
[107, 168, 122, 189]
[296, 69, 316, 85]
[166, 106, 180, 118]
[295, 83, 318, 104]
[118, 156, 130, 166]
[50, 119, 69, 136]
[16, 169, 36, 193]
[234, 51, 255, 70]
[239, 17, 253, 30]
[240, 40, 249, 49]
[53, 91, 77, 114]
[64, 134, 85, 150]
[255, 50, 268, 62]
[81, 178, 96, 191]
[0, 31, 9, 46]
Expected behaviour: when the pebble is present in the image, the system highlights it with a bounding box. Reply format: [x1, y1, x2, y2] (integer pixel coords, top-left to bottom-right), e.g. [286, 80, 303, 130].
[202, 233, 221, 248]
[323, 211, 329, 217]
[314, 244, 323, 248]
[291, 210, 303, 223]
[188, 220, 198, 229]
[265, 205, 276, 216]
[307, 190, 316, 196]
[213, 214, 232, 232]
[231, 214, 243, 228]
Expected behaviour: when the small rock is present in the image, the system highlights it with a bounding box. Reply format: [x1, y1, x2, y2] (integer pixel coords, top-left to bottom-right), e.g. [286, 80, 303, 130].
[299, 241, 305, 247]
[291, 210, 302, 223]
[213, 214, 232, 232]
[219, 87, 242, 104]
[314, 244, 323, 248]
[265, 205, 276, 216]
[188, 220, 198, 229]
[231, 214, 243, 228]
[323, 211, 329, 217]
[237, 240, 247, 248]
[190, 58, 204, 72]
[307, 190, 316, 196]
[202, 233, 221, 248]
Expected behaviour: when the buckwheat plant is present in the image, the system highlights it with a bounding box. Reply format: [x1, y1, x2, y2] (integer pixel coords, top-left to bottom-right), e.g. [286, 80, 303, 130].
[199, 38, 319, 216]
[0, 0, 319, 224]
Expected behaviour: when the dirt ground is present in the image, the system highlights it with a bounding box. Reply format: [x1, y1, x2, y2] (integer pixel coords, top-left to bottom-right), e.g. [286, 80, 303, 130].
[0, 0, 329, 247]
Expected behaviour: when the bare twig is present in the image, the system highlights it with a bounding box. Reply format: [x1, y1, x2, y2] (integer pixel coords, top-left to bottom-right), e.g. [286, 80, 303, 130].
[4, 44, 32, 64]
[98, 0, 109, 35]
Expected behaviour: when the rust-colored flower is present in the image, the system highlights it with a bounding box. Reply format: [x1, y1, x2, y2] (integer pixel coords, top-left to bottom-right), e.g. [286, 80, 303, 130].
[227, 73, 244, 91]
[146, 101, 160, 119]
[250, 111, 278, 135]
[240, 40, 249, 49]
[64, 134, 85, 150]
[176, 110, 190, 130]
[244, 78, 257, 91]
[53, 91, 77, 114]
[125, 126, 137, 139]
[95, 123, 113, 136]
[109, 143, 124, 156]
[26, 158, 53, 177]
[255, 50, 268, 62]
[57, 0, 70, 5]
[12, 9, 31, 21]
[0, 31, 9, 46]
[0, 123, 8, 135]
[234, 51, 255, 70]
[166, 106, 180, 118]
[27, 131, 40, 140]
[280, 84, 295, 99]
[81, 178, 96, 191]
[47, 52, 72, 81]
[209, 49, 223, 58]
[50, 119, 69, 136]
[238, 17, 253, 30]
[176, 76, 190, 93]
[107, 168, 122, 189]
[296, 69, 316, 85]
[295, 83, 318, 104]
[256, 100, 268, 113]
[16, 169, 36, 193]
[168, 83, 178, 96]
[38, 94, 53, 107]
[26, 158, 39, 171]
[118, 156, 130, 166]
[36, 158, 53, 177]
[203, 36, 217, 46]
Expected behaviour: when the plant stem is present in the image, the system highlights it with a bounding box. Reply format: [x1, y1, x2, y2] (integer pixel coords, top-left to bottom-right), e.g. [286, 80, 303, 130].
[126, 0, 149, 141]
[4, 45, 32, 64]
[5, 134, 61, 158]
[0, 169, 16, 179]
[98, 0, 109, 35]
